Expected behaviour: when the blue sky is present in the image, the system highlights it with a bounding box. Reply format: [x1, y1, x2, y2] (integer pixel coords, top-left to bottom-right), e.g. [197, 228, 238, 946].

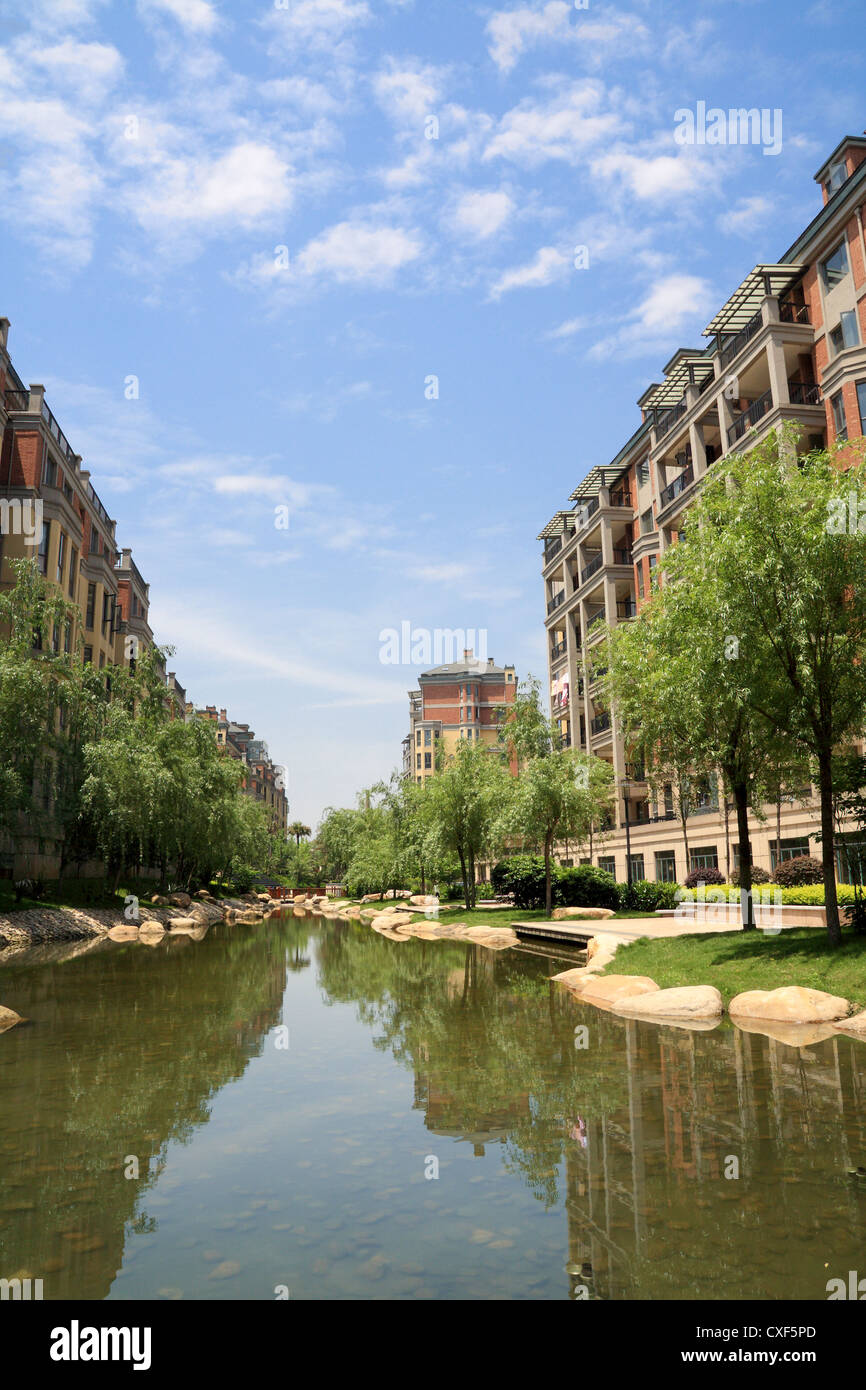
[0, 0, 863, 827]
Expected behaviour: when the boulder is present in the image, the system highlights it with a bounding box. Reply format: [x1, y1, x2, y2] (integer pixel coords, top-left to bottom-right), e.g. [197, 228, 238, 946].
[736, 1018, 839, 1047]
[150, 894, 169, 906]
[169, 892, 192, 909]
[361, 894, 383, 904]
[580, 975, 660, 1007]
[551, 906, 615, 921]
[195, 889, 214, 899]
[139, 920, 165, 935]
[378, 912, 415, 929]
[107, 925, 140, 942]
[0, 1005, 25, 1034]
[729, 986, 851, 1024]
[834, 1009, 866, 1037]
[615, 985, 723, 1020]
[409, 894, 438, 907]
[168, 917, 197, 931]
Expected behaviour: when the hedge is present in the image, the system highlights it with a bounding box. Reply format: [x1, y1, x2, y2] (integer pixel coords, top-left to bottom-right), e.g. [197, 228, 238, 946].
[675, 882, 858, 907]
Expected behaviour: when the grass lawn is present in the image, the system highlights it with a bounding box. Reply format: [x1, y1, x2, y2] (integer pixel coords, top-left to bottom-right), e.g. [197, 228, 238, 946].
[602, 928, 866, 1010]
[412, 906, 651, 929]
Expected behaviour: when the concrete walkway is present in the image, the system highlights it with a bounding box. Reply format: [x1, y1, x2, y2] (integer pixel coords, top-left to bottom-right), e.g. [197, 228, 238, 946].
[511, 915, 777, 947]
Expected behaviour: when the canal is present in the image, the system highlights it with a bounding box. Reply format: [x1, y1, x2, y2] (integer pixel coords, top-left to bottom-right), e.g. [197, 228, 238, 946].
[1, 910, 864, 1300]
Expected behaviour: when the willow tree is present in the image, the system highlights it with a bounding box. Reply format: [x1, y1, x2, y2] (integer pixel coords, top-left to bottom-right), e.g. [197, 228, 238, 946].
[425, 739, 510, 908]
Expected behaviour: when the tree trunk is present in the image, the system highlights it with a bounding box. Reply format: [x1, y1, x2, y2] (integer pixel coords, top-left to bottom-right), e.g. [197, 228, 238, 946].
[818, 747, 841, 947]
[776, 788, 782, 881]
[680, 805, 690, 875]
[458, 847, 471, 910]
[544, 833, 553, 917]
[723, 798, 731, 883]
[733, 781, 755, 929]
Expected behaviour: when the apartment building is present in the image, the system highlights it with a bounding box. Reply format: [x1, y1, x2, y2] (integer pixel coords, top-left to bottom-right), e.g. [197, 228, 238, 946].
[540, 131, 866, 885]
[402, 650, 517, 784]
[193, 705, 289, 834]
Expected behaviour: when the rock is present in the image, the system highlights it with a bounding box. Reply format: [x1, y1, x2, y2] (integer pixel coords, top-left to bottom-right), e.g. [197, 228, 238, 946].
[409, 894, 438, 907]
[168, 917, 197, 930]
[169, 892, 192, 909]
[195, 889, 213, 899]
[614, 985, 723, 1020]
[551, 906, 615, 921]
[834, 1009, 866, 1037]
[729, 986, 851, 1024]
[579, 975, 660, 1007]
[378, 911, 415, 929]
[139, 920, 165, 935]
[0, 1005, 25, 1034]
[735, 1018, 839, 1047]
[257, 893, 271, 904]
[150, 894, 169, 906]
[107, 926, 140, 942]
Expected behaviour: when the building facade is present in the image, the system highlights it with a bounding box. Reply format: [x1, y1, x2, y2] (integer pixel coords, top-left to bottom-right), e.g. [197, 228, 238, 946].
[402, 650, 517, 783]
[540, 132, 866, 884]
[192, 705, 289, 834]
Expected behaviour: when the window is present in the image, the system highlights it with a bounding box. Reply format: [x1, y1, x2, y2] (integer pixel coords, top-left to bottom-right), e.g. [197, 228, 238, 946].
[836, 834, 866, 885]
[770, 837, 810, 871]
[598, 856, 616, 876]
[640, 507, 654, 536]
[83, 645, 93, 664]
[689, 846, 719, 871]
[416, 729, 421, 746]
[85, 582, 96, 630]
[64, 622, 71, 655]
[831, 391, 847, 442]
[830, 310, 859, 356]
[637, 458, 650, 487]
[822, 240, 850, 288]
[52, 622, 60, 653]
[56, 530, 66, 585]
[826, 159, 848, 195]
[89, 527, 100, 554]
[655, 851, 677, 883]
[858, 382, 866, 436]
[42, 451, 57, 488]
[424, 753, 432, 769]
[99, 652, 105, 669]
[68, 546, 78, 599]
[424, 729, 432, 746]
[628, 854, 645, 882]
[37, 521, 50, 576]
[416, 753, 421, 769]
[637, 565, 645, 599]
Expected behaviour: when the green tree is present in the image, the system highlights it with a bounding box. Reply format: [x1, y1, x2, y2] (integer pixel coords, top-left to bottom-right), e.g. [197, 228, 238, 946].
[424, 740, 511, 908]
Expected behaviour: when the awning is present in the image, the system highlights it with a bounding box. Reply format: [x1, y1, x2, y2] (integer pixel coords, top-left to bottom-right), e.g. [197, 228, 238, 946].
[703, 263, 806, 337]
[640, 349, 715, 408]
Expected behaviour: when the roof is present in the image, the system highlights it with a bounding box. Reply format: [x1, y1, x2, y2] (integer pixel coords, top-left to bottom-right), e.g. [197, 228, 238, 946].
[537, 509, 576, 541]
[639, 348, 715, 408]
[703, 264, 805, 336]
[568, 465, 627, 503]
[813, 135, 866, 182]
[420, 659, 509, 678]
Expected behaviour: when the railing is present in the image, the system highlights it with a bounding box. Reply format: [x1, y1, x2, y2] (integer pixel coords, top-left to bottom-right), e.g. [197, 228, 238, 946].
[608, 489, 631, 508]
[116, 552, 147, 591]
[659, 463, 694, 508]
[720, 308, 763, 367]
[590, 713, 611, 736]
[656, 396, 688, 440]
[780, 301, 810, 325]
[4, 389, 29, 411]
[625, 762, 646, 781]
[547, 590, 566, 614]
[788, 380, 821, 406]
[616, 598, 638, 620]
[727, 389, 772, 447]
[41, 398, 76, 463]
[586, 607, 606, 632]
[580, 553, 603, 583]
[612, 546, 632, 565]
[544, 536, 562, 563]
[550, 639, 567, 660]
[576, 496, 599, 526]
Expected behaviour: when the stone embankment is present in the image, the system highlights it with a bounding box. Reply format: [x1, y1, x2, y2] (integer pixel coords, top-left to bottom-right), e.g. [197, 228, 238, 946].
[0, 890, 279, 955]
[552, 930, 865, 1042]
[291, 891, 520, 951]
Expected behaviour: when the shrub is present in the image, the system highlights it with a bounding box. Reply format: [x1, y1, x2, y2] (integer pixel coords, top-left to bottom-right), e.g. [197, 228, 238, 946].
[773, 854, 824, 886]
[730, 865, 771, 886]
[228, 863, 256, 894]
[620, 879, 681, 912]
[845, 896, 866, 935]
[683, 866, 726, 889]
[556, 864, 620, 912]
[492, 855, 548, 908]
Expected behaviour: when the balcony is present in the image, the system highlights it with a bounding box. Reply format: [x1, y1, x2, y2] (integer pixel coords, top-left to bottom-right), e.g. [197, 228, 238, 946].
[625, 762, 646, 781]
[544, 536, 562, 563]
[4, 389, 30, 411]
[586, 607, 606, 633]
[581, 553, 603, 584]
[656, 396, 688, 441]
[550, 638, 567, 661]
[590, 713, 611, 736]
[616, 598, 637, 620]
[659, 464, 694, 509]
[612, 546, 632, 565]
[720, 308, 763, 368]
[788, 380, 822, 406]
[727, 389, 772, 447]
[608, 489, 632, 509]
[576, 496, 600, 526]
[547, 590, 566, 615]
[779, 301, 810, 325]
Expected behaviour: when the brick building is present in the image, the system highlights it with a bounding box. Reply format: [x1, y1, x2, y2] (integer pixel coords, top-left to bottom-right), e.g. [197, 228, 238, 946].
[193, 705, 288, 834]
[402, 650, 517, 783]
[539, 131, 866, 884]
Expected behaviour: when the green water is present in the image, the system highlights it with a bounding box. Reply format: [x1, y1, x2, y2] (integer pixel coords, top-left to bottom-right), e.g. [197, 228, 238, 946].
[1, 910, 865, 1301]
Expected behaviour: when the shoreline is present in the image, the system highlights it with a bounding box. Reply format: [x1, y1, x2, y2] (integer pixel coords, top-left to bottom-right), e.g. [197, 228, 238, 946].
[0, 891, 278, 954]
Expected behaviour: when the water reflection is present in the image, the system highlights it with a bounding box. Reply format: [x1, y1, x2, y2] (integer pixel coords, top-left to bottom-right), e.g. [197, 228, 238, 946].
[0, 913, 864, 1301]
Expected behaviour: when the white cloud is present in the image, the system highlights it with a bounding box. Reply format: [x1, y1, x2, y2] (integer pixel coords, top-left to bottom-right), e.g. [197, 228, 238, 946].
[129, 141, 294, 234]
[490, 245, 569, 298]
[545, 316, 584, 340]
[589, 272, 714, 359]
[295, 220, 423, 285]
[484, 82, 623, 166]
[718, 195, 772, 236]
[451, 189, 513, 240]
[268, 0, 371, 45]
[374, 60, 444, 125]
[21, 39, 124, 105]
[138, 0, 219, 32]
[212, 475, 334, 508]
[592, 149, 704, 201]
[486, 2, 647, 73]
